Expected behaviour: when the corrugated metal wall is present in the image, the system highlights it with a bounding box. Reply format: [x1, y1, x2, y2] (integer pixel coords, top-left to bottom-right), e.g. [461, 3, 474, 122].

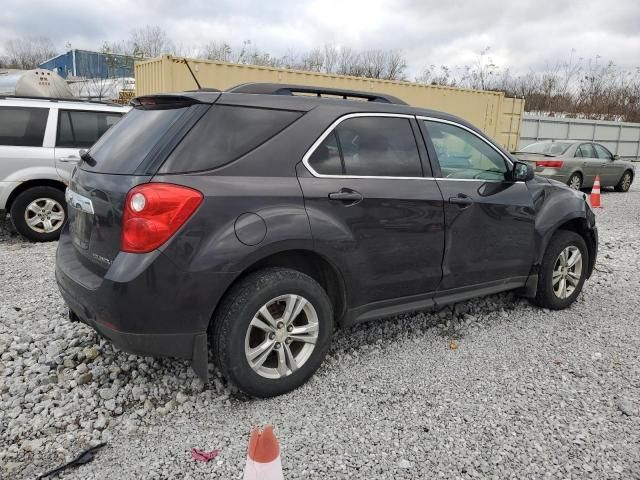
[135, 55, 524, 148]
[520, 116, 640, 161]
[40, 50, 135, 79]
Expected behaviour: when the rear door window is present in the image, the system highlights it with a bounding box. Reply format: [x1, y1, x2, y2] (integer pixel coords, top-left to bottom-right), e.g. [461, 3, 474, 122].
[576, 144, 596, 158]
[160, 105, 302, 173]
[307, 116, 422, 177]
[0, 106, 49, 146]
[57, 110, 122, 148]
[83, 107, 189, 174]
[308, 131, 343, 175]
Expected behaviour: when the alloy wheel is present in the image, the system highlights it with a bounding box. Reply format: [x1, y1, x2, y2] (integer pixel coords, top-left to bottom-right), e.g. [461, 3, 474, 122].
[244, 294, 319, 379]
[621, 172, 632, 191]
[552, 246, 583, 299]
[568, 175, 582, 190]
[24, 198, 65, 234]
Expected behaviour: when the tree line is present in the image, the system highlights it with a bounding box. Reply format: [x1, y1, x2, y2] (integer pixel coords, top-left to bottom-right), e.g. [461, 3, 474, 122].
[1, 28, 638, 122]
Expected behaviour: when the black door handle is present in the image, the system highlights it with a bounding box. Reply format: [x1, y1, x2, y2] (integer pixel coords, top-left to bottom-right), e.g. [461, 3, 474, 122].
[328, 189, 363, 204]
[448, 194, 473, 208]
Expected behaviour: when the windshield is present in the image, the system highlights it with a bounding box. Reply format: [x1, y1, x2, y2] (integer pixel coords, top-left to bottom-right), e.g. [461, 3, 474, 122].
[520, 141, 572, 155]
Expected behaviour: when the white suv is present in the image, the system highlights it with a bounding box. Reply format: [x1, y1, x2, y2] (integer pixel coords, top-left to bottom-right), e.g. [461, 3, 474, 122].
[0, 97, 129, 241]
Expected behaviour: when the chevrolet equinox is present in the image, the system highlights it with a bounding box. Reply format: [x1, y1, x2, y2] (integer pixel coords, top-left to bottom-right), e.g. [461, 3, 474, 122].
[56, 83, 598, 397]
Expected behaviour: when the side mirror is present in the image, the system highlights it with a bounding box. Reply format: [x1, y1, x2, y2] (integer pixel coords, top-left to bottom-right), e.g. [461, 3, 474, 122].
[613, 154, 620, 161]
[511, 161, 535, 182]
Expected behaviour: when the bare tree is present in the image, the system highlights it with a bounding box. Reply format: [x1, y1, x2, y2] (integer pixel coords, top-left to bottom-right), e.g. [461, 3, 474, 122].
[129, 25, 173, 58]
[201, 41, 234, 62]
[3, 37, 56, 69]
[416, 65, 458, 87]
[103, 25, 173, 59]
[416, 49, 640, 122]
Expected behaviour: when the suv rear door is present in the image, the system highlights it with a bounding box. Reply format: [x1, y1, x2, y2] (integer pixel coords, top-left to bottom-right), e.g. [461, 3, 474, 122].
[298, 114, 445, 312]
[419, 117, 535, 298]
[54, 109, 123, 182]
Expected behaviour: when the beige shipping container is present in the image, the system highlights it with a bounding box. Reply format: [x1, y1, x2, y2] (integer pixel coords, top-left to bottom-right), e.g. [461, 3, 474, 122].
[135, 55, 523, 148]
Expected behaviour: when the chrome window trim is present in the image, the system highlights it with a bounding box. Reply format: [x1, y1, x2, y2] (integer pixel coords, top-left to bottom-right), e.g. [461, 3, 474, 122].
[302, 112, 423, 180]
[301, 112, 516, 183]
[417, 115, 514, 168]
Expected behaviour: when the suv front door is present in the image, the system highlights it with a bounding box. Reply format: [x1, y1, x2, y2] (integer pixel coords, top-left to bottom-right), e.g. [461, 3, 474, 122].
[420, 118, 535, 299]
[298, 114, 445, 312]
[54, 109, 123, 182]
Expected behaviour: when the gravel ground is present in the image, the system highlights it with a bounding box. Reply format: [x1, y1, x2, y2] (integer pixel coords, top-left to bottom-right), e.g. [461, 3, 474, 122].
[1, 184, 639, 479]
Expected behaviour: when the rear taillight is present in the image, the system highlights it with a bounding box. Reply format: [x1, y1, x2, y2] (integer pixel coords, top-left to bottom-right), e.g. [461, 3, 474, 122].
[121, 183, 203, 253]
[535, 160, 564, 168]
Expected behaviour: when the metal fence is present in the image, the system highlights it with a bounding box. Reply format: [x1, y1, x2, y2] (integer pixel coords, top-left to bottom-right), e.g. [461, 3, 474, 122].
[520, 115, 640, 161]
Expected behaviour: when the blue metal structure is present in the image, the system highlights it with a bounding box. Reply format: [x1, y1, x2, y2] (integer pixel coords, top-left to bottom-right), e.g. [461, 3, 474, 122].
[39, 49, 135, 79]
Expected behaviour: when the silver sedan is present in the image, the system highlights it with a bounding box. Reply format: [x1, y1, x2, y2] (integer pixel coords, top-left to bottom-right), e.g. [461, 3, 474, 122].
[513, 140, 635, 191]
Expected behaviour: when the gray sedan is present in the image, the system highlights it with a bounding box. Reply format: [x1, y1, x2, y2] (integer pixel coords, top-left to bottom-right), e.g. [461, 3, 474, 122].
[513, 140, 635, 191]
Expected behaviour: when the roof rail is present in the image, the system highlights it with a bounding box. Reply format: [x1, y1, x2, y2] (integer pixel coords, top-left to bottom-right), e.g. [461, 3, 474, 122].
[226, 83, 407, 105]
[0, 95, 121, 106]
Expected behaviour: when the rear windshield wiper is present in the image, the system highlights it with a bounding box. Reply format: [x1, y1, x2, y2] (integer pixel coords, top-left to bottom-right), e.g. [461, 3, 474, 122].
[80, 150, 97, 167]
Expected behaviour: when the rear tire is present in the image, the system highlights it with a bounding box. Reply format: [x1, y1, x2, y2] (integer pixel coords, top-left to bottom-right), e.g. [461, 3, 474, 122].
[614, 170, 633, 192]
[534, 230, 589, 310]
[210, 268, 334, 398]
[567, 173, 583, 190]
[10, 186, 67, 242]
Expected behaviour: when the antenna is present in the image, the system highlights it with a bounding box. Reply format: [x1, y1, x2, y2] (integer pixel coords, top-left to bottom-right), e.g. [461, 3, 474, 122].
[182, 58, 201, 90]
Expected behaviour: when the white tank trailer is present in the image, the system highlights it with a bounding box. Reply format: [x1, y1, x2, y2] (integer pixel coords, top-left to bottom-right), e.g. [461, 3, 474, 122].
[0, 68, 74, 98]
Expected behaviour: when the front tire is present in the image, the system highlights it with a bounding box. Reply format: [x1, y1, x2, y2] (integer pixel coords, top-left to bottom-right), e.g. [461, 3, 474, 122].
[615, 170, 633, 192]
[210, 268, 334, 397]
[10, 186, 67, 242]
[534, 230, 589, 310]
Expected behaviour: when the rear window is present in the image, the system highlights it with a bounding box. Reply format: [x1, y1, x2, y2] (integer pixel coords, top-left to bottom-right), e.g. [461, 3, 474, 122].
[84, 107, 187, 174]
[159, 105, 302, 173]
[57, 110, 122, 148]
[521, 141, 572, 155]
[0, 106, 49, 147]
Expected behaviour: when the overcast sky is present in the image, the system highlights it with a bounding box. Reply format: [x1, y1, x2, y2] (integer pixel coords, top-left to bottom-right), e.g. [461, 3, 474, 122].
[2, 0, 639, 76]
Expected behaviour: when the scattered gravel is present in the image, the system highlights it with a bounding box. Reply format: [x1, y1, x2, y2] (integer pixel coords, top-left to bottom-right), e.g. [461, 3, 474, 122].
[1, 184, 639, 479]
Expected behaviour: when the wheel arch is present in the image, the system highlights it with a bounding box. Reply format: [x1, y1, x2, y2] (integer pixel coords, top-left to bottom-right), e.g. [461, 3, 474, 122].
[5, 179, 67, 213]
[537, 216, 597, 279]
[208, 248, 348, 331]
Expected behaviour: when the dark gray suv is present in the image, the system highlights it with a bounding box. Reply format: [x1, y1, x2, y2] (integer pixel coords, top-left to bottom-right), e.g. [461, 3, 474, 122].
[56, 84, 598, 397]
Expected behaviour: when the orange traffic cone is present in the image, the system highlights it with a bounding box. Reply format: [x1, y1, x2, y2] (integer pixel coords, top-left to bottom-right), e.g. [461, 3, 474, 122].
[243, 425, 283, 480]
[590, 175, 602, 208]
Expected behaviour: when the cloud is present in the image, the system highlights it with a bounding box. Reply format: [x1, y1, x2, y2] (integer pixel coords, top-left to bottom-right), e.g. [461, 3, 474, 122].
[1, 0, 638, 75]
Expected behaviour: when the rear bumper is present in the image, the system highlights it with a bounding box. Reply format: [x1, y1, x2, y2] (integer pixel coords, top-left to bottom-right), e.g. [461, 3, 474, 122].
[55, 226, 237, 380]
[61, 289, 203, 361]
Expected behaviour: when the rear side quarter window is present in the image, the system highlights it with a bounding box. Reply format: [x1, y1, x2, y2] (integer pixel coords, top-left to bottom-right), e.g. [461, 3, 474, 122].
[160, 105, 302, 173]
[0, 106, 49, 147]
